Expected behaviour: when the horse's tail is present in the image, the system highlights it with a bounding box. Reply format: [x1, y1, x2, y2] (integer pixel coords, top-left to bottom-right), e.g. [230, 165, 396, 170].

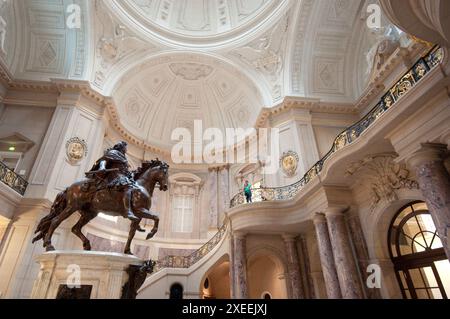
[32, 190, 68, 244]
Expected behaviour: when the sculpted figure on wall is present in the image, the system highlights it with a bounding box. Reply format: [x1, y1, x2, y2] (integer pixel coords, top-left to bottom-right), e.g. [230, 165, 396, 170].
[365, 25, 405, 80]
[346, 154, 419, 212]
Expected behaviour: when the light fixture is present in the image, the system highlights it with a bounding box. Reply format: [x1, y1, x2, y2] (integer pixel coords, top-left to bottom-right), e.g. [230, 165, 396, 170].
[8, 146, 16, 152]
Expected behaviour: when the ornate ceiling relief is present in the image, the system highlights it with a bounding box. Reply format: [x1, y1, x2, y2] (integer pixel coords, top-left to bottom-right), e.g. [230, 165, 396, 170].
[8, 0, 89, 80]
[290, 0, 315, 95]
[126, 0, 272, 37]
[290, 0, 372, 102]
[0, 0, 9, 57]
[111, 53, 264, 150]
[92, 0, 156, 90]
[346, 154, 419, 212]
[230, 13, 291, 103]
[169, 63, 213, 81]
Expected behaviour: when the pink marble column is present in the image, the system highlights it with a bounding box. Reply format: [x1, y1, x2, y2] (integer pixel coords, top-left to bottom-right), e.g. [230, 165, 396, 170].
[233, 232, 248, 299]
[283, 235, 305, 299]
[326, 209, 364, 299]
[229, 234, 237, 299]
[408, 143, 450, 260]
[313, 213, 342, 299]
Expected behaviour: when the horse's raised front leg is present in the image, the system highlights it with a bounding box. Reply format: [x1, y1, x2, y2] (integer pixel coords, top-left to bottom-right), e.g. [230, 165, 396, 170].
[135, 209, 159, 240]
[43, 207, 75, 251]
[124, 219, 141, 255]
[72, 210, 98, 251]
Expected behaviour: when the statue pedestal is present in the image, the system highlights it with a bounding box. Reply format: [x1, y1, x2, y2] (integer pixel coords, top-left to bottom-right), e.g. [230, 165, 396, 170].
[31, 251, 142, 299]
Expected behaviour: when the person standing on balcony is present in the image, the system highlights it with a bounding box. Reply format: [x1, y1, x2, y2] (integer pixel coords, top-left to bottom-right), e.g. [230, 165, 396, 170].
[244, 180, 252, 203]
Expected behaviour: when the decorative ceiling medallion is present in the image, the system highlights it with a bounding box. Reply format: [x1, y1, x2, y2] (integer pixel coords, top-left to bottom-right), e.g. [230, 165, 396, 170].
[169, 63, 214, 80]
[66, 137, 88, 164]
[280, 151, 299, 177]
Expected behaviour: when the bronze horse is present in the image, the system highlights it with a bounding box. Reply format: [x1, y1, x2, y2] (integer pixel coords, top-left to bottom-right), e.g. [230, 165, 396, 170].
[32, 160, 169, 255]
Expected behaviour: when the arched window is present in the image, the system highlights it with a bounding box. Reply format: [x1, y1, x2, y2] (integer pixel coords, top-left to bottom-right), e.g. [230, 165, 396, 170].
[169, 283, 184, 300]
[388, 201, 450, 299]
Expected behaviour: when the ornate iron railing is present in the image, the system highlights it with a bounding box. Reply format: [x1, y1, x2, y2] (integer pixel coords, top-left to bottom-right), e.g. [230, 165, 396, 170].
[154, 222, 228, 271]
[230, 46, 444, 209]
[0, 160, 28, 196]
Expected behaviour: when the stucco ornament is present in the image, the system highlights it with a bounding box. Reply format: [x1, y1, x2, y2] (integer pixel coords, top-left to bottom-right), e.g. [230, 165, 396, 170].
[346, 154, 419, 212]
[280, 151, 299, 177]
[66, 137, 88, 164]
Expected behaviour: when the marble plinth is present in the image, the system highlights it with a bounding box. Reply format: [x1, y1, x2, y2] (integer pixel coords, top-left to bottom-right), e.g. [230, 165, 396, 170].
[31, 251, 142, 299]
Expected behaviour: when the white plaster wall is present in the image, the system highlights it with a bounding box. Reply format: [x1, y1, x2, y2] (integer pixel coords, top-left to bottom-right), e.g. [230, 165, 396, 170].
[0, 105, 54, 179]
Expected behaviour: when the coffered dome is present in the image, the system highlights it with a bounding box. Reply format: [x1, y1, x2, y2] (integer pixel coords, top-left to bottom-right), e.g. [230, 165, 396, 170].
[108, 0, 291, 47]
[111, 53, 265, 150]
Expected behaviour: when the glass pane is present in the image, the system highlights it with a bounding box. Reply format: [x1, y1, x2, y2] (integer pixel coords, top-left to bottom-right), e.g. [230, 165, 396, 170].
[412, 202, 428, 212]
[434, 260, 450, 297]
[430, 288, 443, 300]
[421, 267, 438, 287]
[399, 271, 408, 289]
[404, 289, 411, 299]
[412, 235, 427, 253]
[430, 232, 444, 249]
[399, 232, 414, 255]
[418, 214, 436, 233]
[408, 268, 428, 288]
[394, 206, 413, 226]
[415, 288, 431, 299]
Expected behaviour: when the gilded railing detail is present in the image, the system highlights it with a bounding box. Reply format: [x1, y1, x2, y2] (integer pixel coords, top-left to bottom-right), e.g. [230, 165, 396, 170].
[0, 161, 28, 196]
[154, 223, 228, 271]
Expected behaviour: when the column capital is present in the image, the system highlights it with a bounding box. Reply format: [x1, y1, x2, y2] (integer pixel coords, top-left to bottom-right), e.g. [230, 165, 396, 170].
[234, 231, 247, 240]
[313, 213, 327, 225]
[282, 234, 298, 242]
[324, 206, 348, 218]
[407, 143, 448, 169]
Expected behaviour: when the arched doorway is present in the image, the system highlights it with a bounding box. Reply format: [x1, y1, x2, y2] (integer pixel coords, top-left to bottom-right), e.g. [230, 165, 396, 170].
[388, 201, 450, 299]
[169, 283, 184, 299]
[201, 257, 231, 299]
[247, 253, 288, 299]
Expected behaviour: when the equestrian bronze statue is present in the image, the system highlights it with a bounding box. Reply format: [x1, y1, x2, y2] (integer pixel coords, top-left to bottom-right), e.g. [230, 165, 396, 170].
[32, 141, 169, 255]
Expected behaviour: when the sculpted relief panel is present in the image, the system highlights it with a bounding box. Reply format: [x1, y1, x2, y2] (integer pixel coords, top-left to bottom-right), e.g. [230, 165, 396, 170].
[346, 155, 419, 212]
[231, 13, 291, 102]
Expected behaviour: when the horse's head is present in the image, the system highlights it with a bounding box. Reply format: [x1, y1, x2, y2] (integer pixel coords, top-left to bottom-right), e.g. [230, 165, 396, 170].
[139, 159, 169, 192]
[155, 162, 169, 192]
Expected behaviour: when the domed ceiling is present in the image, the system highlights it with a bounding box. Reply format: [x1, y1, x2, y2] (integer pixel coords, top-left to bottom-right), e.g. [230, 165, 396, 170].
[112, 53, 264, 150]
[108, 0, 290, 47]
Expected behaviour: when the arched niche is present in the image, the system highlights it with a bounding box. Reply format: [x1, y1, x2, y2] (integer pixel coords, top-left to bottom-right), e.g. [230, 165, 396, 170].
[247, 246, 288, 299]
[200, 254, 231, 299]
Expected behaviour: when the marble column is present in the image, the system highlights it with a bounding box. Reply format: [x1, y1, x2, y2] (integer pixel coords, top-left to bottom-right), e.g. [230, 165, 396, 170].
[326, 209, 364, 299]
[229, 234, 236, 299]
[218, 166, 231, 217]
[283, 235, 305, 299]
[347, 214, 381, 299]
[313, 213, 342, 299]
[233, 232, 248, 299]
[207, 168, 219, 229]
[297, 236, 315, 299]
[408, 143, 450, 260]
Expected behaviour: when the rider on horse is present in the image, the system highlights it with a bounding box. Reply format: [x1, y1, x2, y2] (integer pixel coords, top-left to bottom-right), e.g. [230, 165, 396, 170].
[87, 141, 139, 222]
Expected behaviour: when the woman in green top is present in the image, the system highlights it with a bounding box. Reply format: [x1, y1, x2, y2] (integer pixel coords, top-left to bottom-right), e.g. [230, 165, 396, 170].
[244, 180, 252, 203]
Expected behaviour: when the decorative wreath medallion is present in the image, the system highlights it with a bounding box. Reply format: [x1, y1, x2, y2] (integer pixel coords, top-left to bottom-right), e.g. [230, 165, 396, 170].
[280, 151, 299, 177]
[66, 137, 88, 164]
